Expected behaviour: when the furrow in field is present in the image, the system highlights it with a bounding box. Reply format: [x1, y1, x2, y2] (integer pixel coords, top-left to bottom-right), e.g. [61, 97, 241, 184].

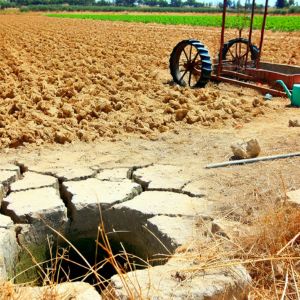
[0, 14, 299, 149]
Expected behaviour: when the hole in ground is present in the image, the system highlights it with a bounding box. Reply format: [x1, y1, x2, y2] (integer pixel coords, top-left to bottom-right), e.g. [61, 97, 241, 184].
[15, 233, 151, 293]
[48, 237, 147, 292]
[14, 219, 171, 292]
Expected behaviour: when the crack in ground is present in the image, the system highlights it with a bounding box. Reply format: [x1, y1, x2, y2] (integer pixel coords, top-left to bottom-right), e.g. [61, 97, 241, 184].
[0, 163, 73, 226]
[130, 174, 205, 198]
[14, 162, 27, 175]
[141, 187, 205, 198]
[13, 161, 97, 183]
[129, 164, 206, 197]
[127, 163, 154, 180]
[15, 226, 22, 247]
[59, 178, 144, 225]
[26, 169, 98, 183]
[1, 163, 146, 227]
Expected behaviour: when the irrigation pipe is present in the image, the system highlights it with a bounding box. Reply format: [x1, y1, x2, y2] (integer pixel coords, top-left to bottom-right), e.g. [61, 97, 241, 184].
[206, 152, 300, 169]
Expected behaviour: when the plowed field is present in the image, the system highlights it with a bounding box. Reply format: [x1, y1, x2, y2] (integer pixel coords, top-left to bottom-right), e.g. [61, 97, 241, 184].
[0, 14, 300, 148]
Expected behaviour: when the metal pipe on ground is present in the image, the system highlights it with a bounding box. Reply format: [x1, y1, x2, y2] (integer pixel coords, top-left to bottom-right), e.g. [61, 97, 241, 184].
[206, 152, 300, 169]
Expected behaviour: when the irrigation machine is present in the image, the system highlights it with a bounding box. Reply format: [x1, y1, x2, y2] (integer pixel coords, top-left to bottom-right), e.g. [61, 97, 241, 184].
[169, 0, 300, 106]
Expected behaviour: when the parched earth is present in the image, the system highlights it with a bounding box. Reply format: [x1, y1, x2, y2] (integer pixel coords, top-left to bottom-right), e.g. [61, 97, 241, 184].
[1, 14, 300, 298]
[0, 14, 300, 148]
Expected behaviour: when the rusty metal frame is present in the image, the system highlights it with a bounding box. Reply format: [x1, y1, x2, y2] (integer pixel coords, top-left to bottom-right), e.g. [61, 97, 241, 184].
[211, 74, 286, 96]
[217, 0, 227, 77]
[214, 0, 300, 97]
[245, 0, 255, 68]
[256, 0, 269, 68]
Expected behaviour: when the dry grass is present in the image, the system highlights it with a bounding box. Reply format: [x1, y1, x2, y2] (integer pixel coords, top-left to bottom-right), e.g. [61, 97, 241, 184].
[1, 198, 300, 299]
[240, 203, 300, 299]
[0, 219, 147, 300]
[166, 199, 300, 299]
[196, 202, 300, 299]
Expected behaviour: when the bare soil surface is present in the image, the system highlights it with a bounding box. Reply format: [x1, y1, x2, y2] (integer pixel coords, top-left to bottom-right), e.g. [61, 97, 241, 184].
[0, 14, 300, 148]
[1, 15, 300, 298]
[2, 107, 300, 223]
[1, 13, 300, 229]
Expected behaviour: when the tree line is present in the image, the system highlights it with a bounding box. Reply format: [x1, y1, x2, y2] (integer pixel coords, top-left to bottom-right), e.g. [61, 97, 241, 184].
[2, 0, 298, 8]
[10, 0, 95, 5]
[5, 0, 213, 7]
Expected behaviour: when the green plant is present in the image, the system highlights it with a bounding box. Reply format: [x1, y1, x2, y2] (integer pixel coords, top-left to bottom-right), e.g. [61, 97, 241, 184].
[46, 13, 300, 31]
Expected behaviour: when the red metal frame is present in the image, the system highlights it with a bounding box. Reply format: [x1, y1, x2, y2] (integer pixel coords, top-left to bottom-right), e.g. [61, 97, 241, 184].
[214, 0, 300, 96]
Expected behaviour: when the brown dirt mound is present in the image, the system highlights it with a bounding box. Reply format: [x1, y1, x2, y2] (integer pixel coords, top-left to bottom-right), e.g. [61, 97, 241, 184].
[0, 15, 298, 148]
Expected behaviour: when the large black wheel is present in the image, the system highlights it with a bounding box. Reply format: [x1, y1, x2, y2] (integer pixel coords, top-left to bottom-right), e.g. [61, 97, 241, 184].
[169, 39, 212, 88]
[221, 38, 259, 69]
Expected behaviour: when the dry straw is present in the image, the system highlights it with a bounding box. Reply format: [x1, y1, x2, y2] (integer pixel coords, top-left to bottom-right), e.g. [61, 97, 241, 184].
[0, 197, 300, 299]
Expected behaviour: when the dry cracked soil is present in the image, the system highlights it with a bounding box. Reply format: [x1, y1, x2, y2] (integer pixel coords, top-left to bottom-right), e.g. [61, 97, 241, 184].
[1, 13, 300, 298]
[1, 13, 300, 219]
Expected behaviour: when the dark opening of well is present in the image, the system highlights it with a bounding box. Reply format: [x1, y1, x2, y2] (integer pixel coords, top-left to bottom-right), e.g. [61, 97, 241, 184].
[48, 237, 147, 292]
[15, 224, 169, 289]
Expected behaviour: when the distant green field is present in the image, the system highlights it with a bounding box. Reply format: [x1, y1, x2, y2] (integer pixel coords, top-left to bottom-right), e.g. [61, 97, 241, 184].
[46, 13, 300, 31]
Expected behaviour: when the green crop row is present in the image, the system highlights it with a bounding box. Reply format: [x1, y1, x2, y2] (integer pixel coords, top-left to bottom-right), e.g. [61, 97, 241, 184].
[46, 13, 300, 31]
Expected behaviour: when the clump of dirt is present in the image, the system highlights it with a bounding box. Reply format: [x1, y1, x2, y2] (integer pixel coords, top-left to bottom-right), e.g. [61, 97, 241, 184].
[0, 15, 294, 148]
[231, 138, 261, 159]
[161, 85, 275, 127]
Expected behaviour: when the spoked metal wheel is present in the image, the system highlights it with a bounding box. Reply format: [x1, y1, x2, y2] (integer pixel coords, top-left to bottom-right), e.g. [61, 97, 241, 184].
[169, 39, 212, 88]
[221, 38, 259, 70]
